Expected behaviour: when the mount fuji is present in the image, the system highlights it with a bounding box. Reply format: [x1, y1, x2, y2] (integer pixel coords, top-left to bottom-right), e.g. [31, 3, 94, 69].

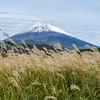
[10, 23, 99, 49]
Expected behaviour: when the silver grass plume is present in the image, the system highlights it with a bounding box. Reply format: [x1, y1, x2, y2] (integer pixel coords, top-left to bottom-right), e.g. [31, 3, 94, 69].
[0, 40, 7, 51]
[8, 77, 19, 89]
[54, 42, 63, 51]
[70, 85, 80, 91]
[56, 73, 66, 81]
[44, 96, 57, 100]
[72, 44, 81, 53]
[21, 39, 28, 48]
[21, 39, 31, 53]
[3, 32, 17, 46]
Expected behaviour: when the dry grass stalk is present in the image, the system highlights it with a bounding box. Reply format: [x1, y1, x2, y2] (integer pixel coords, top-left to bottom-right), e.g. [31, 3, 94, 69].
[3, 32, 17, 46]
[56, 73, 66, 81]
[72, 44, 81, 53]
[43, 47, 48, 53]
[12, 46, 20, 54]
[54, 42, 63, 51]
[44, 96, 57, 100]
[32, 45, 42, 56]
[43, 83, 46, 92]
[70, 85, 81, 91]
[21, 40, 28, 48]
[12, 71, 21, 82]
[31, 81, 42, 86]
[21, 39, 31, 53]
[8, 77, 19, 89]
[51, 85, 56, 94]
[26, 81, 42, 89]
[0, 40, 7, 51]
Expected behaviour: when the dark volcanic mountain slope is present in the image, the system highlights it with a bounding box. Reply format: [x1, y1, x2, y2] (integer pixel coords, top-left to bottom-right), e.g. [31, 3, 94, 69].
[10, 23, 99, 49]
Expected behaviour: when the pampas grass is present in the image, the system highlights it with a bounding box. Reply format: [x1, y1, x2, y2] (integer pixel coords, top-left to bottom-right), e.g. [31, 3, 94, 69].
[0, 30, 100, 100]
[44, 96, 57, 100]
[8, 77, 19, 89]
[54, 42, 63, 51]
[70, 85, 81, 91]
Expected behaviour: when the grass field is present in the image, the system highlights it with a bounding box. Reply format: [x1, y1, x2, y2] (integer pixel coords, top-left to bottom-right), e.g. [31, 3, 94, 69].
[0, 41, 100, 100]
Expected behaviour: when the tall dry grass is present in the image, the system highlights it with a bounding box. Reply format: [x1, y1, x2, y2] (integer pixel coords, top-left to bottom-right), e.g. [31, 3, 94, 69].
[0, 30, 100, 100]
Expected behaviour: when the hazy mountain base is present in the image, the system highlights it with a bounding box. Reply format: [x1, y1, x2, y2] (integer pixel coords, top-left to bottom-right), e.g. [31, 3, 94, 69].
[10, 31, 100, 50]
[0, 40, 100, 100]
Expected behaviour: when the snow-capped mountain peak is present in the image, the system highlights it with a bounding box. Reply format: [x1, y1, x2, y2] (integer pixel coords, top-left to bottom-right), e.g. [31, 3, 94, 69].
[19, 22, 72, 36]
[10, 22, 99, 49]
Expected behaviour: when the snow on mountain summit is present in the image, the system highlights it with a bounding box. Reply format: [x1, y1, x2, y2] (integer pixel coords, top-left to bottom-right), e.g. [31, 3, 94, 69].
[19, 23, 72, 36]
[10, 22, 99, 49]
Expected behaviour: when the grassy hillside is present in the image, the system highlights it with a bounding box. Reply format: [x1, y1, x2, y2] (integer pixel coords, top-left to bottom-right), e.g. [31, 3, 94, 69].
[0, 41, 100, 100]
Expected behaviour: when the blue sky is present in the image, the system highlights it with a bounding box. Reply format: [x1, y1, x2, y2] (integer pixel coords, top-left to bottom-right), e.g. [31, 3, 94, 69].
[0, 0, 100, 46]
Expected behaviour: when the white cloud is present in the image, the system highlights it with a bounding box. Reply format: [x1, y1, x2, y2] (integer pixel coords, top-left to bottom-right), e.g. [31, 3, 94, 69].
[0, 0, 100, 46]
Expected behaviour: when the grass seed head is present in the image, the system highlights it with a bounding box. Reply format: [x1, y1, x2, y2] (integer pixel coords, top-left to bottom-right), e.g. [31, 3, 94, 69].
[8, 77, 19, 89]
[54, 42, 63, 51]
[56, 73, 66, 81]
[31, 81, 42, 86]
[44, 96, 57, 100]
[70, 85, 81, 91]
[72, 44, 80, 53]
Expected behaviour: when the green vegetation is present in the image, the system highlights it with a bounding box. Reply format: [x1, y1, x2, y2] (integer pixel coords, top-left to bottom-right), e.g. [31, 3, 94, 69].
[80, 48, 100, 52]
[0, 41, 100, 100]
